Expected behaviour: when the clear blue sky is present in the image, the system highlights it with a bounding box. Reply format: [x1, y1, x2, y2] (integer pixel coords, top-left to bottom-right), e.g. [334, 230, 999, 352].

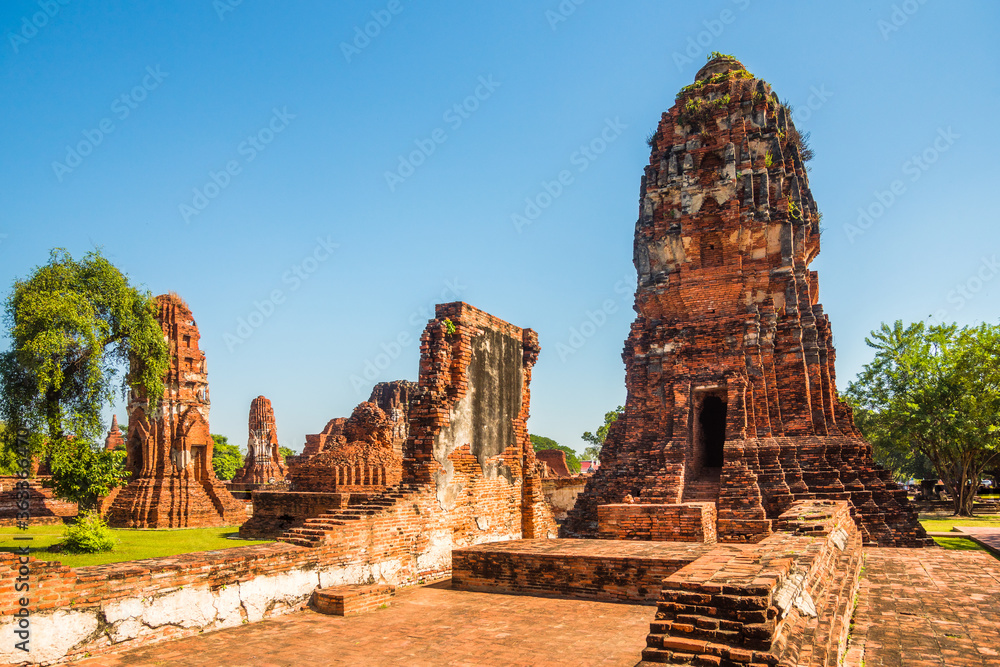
[2, 1, 998, 455]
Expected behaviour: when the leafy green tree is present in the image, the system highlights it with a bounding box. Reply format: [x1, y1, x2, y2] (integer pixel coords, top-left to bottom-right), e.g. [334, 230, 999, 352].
[849, 402, 936, 482]
[48, 439, 129, 510]
[0, 249, 169, 465]
[211, 434, 243, 481]
[581, 406, 624, 463]
[278, 446, 295, 462]
[529, 434, 581, 474]
[846, 321, 1000, 516]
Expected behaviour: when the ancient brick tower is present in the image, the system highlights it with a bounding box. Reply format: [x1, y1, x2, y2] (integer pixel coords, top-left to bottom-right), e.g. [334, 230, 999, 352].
[106, 294, 244, 528]
[103, 414, 124, 451]
[232, 396, 287, 484]
[565, 56, 930, 547]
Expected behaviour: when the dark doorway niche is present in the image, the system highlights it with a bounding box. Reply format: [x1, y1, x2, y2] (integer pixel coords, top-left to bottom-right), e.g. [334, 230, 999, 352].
[698, 395, 727, 468]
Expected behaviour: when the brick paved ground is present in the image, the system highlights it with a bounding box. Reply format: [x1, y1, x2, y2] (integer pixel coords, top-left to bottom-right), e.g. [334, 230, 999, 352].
[846, 548, 1000, 667]
[75, 581, 655, 667]
[72, 547, 1000, 667]
[957, 527, 1000, 558]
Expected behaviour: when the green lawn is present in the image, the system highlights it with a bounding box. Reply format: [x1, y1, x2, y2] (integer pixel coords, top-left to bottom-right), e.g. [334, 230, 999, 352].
[932, 536, 987, 551]
[0, 524, 272, 569]
[919, 513, 1000, 533]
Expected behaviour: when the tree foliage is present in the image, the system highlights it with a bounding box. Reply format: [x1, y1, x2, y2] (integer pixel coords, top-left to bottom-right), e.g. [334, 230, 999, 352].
[278, 446, 295, 462]
[211, 434, 243, 481]
[845, 320, 1000, 516]
[62, 510, 117, 553]
[48, 439, 129, 509]
[581, 406, 624, 463]
[0, 249, 169, 460]
[529, 434, 581, 474]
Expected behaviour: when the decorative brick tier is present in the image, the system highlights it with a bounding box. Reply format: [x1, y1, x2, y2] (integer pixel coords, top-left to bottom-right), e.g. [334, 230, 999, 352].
[311, 584, 395, 616]
[564, 56, 931, 548]
[639, 499, 863, 666]
[598, 503, 717, 543]
[452, 539, 713, 604]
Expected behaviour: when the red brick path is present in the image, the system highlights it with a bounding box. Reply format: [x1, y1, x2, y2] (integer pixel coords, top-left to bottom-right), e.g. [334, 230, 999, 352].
[75, 582, 654, 666]
[847, 548, 1000, 666]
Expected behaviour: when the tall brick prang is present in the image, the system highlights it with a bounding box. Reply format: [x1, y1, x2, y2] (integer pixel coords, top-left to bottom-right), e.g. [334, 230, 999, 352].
[564, 56, 930, 547]
[103, 414, 124, 451]
[105, 294, 244, 528]
[232, 396, 287, 485]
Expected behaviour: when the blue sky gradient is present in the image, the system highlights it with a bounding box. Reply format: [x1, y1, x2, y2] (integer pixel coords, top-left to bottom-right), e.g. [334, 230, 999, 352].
[2, 1, 998, 454]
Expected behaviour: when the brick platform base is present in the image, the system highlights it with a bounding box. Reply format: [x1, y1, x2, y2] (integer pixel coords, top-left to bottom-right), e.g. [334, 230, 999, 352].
[452, 539, 714, 603]
[311, 584, 395, 616]
[598, 503, 717, 543]
[639, 500, 863, 666]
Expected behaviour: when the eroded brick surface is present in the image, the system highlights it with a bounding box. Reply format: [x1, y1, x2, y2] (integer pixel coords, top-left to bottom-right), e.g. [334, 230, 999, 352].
[105, 294, 243, 528]
[232, 395, 287, 485]
[73, 583, 655, 667]
[564, 56, 930, 548]
[846, 548, 1000, 667]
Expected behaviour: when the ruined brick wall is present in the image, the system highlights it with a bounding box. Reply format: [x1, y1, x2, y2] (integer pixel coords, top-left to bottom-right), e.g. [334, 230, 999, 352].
[232, 396, 287, 485]
[105, 294, 243, 528]
[541, 476, 588, 521]
[239, 490, 370, 538]
[536, 449, 572, 477]
[0, 478, 76, 526]
[598, 503, 716, 543]
[400, 302, 557, 541]
[564, 56, 930, 547]
[367, 380, 417, 455]
[245, 302, 556, 547]
[288, 402, 403, 493]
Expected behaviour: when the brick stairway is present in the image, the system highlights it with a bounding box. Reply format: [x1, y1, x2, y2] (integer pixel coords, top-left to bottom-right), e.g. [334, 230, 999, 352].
[681, 468, 721, 503]
[278, 484, 421, 548]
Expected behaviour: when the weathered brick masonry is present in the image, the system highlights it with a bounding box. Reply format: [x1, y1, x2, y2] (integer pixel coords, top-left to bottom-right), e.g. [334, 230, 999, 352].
[565, 56, 930, 547]
[0, 477, 76, 526]
[105, 294, 243, 528]
[231, 395, 287, 485]
[598, 503, 717, 543]
[0, 303, 558, 663]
